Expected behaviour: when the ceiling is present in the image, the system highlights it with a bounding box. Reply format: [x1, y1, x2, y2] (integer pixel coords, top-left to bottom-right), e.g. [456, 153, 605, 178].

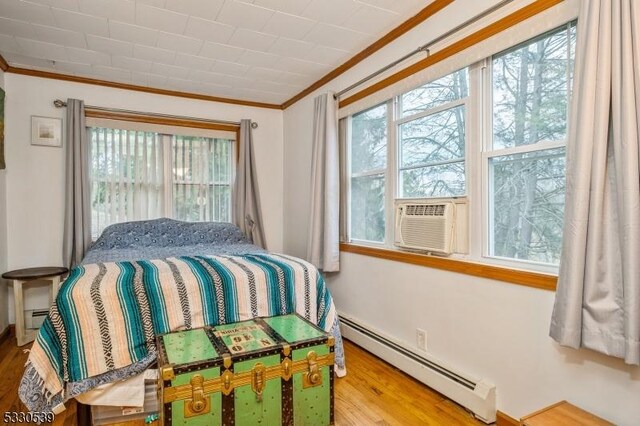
[0, 0, 431, 104]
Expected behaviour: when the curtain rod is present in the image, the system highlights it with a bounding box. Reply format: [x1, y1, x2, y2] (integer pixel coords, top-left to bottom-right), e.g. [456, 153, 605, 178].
[53, 100, 258, 129]
[334, 0, 514, 99]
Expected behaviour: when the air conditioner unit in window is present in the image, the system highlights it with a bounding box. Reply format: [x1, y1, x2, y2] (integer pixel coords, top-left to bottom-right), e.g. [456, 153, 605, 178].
[394, 200, 457, 255]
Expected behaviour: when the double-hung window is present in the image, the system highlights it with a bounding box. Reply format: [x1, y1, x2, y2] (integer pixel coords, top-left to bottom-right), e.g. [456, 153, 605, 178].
[345, 21, 576, 272]
[89, 123, 234, 240]
[349, 103, 388, 243]
[486, 23, 576, 265]
[398, 68, 469, 198]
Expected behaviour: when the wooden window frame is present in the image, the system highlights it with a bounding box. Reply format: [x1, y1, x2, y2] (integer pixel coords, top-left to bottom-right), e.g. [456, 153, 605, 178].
[340, 242, 557, 291]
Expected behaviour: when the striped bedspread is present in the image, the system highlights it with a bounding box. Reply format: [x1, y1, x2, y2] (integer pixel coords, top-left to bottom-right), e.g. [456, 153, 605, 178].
[20, 253, 341, 412]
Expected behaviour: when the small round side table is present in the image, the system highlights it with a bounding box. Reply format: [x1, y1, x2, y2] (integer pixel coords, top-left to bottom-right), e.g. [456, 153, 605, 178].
[2, 266, 68, 346]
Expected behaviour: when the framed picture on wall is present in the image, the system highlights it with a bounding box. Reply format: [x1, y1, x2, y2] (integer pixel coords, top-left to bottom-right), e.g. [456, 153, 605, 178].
[31, 116, 62, 147]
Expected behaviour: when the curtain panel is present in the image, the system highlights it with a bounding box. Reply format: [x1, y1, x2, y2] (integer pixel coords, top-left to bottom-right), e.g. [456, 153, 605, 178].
[307, 93, 340, 272]
[233, 119, 266, 248]
[550, 0, 640, 365]
[63, 99, 92, 268]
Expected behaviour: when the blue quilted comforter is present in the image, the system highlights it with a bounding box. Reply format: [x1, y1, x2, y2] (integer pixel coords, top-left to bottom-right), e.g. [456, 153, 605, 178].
[83, 218, 266, 264]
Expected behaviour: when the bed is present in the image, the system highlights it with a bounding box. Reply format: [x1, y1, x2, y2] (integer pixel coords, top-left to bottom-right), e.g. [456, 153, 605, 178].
[19, 218, 345, 414]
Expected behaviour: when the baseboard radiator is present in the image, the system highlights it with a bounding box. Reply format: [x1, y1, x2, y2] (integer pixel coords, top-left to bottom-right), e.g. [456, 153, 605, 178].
[339, 314, 496, 424]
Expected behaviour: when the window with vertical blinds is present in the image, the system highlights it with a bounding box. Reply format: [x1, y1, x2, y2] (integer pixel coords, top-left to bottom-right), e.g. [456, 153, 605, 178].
[88, 121, 235, 240]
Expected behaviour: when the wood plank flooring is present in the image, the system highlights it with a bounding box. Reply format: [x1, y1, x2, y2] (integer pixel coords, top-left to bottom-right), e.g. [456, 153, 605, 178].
[0, 333, 482, 425]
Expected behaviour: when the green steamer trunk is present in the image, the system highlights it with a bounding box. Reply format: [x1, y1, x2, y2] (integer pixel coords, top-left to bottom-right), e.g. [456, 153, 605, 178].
[157, 314, 335, 425]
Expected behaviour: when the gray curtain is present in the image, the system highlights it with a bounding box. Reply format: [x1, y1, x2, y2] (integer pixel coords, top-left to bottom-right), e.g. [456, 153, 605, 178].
[234, 119, 266, 248]
[62, 99, 91, 269]
[307, 93, 340, 272]
[550, 0, 640, 364]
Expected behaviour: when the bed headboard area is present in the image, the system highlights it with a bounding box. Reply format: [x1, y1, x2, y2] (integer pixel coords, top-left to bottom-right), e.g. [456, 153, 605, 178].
[83, 218, 262, 264]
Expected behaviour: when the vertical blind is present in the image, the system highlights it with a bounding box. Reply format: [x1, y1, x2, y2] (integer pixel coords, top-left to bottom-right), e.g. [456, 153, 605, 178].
[172, 135, 232, 224]
[89, 123, 235, 240]
[90, 128, 164, 239]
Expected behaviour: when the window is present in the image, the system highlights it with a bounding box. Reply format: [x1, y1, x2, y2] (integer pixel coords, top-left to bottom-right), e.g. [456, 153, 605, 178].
[398, 69, 469, 198]
[345, 22, 576, 271]
[172, 136, 232, 223]
[349, 103, 388, 243]
[89, 126, 234, 239]
[487, 23, 576, 264]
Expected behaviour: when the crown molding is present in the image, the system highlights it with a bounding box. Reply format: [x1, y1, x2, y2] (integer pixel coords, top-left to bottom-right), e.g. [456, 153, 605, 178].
[280, 0, 454, 109]
[0, 54, 9, 72]
[1, 59, 282, 110]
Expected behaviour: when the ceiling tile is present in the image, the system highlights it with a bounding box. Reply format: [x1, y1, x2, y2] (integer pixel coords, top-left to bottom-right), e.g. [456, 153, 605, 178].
[244, 66, 282, 82]
[268, 37, 313, 60]
[168, 77, 232, 95]
[215, 1, 274, 31]
[304, 44, 350, 65]
[135, 0, 165, 7]
[210, 59, 248, 76]
[32, 23, 86, 48]
[157, 31, 202, 55]
[276, 70, 311, 86]
[92, 64, 132, 82]
[0, 17, 38, 39]
[340, 4, 399, 35]
[232, 86, 287, 103]
[133, 43, 175, 65]
[1, 51, 54, 68]
[131, 70, 168, 87]
[261, 11, 314, 39]
[301, 0, 360, 24]
[109, 21, 158, 47]
[66, 45, 110, 65]
[183, 16, 234, 44]
[227, 28, 276, 52]
[135, 3, 188, 34]
[270, 56, 328, 75]
[51, 59, 91, 74]
[111, 55, 153, 72]
[0, 34, 23, 53]
[252, 0, 311, 15]
[78, 0, 135, 24]
[86, 34, 133, 56]
[164, 0, 224, 21]
[199, 41, 244, 62]
[187, 69, 225, 85]
[304, 23, 370, 51]
[15, 37, 68, 61]
[29, 0, 78, 11]
[0, 0, 56, 26]
[174, 52, 214, 71]
[52, 8, 109, 37]
[244, 78, 300, 93]
[235, 49, 281, 68]
[151, 62, 190, 79]
[211, 72, 254, 87]
[165, 76, 199, 92]
[357, 0, 426, 14]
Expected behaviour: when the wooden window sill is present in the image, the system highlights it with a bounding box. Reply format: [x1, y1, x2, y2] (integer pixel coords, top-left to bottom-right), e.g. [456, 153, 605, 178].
[339, 243, 557, 291]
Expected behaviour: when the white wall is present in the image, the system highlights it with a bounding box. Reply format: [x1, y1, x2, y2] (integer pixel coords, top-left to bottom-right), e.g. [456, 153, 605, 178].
[0, 68, 8, 333]
[3, 72, 283, 320]
[283, 1, 640, 424]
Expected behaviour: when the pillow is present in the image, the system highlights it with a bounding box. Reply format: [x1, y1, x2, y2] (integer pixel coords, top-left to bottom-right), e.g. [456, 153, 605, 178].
[91, 218, 250, 250]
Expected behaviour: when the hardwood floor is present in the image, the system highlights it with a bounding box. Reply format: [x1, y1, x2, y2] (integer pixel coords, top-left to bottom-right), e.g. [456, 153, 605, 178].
[1, 334, 482, 425]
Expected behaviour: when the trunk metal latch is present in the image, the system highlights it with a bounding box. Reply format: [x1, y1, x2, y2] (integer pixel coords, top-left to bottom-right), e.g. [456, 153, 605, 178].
[184, 374, 211, 418]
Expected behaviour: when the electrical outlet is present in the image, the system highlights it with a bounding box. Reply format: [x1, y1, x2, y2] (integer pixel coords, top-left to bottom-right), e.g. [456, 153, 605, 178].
[416, 328, 427, 352]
